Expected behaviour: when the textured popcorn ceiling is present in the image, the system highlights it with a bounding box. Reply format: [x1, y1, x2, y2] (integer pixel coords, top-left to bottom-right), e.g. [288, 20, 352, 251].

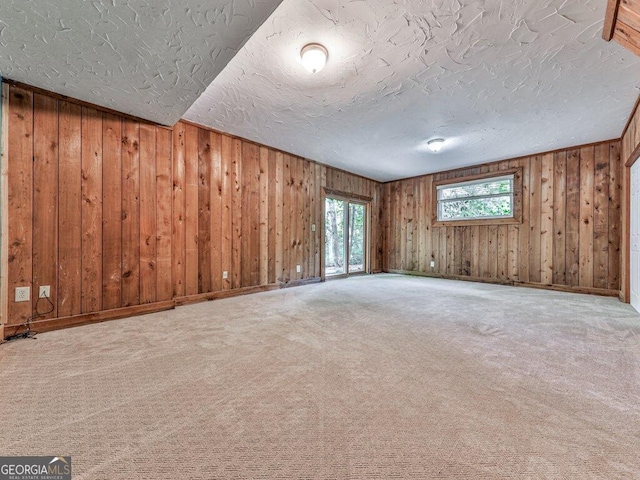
[0, 0, 284, 125]
[185, 0, 640, 181]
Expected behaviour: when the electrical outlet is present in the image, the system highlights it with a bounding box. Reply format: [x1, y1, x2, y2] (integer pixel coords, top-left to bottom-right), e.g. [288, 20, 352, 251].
[430, 261, 435, 268]
[296, 265, 301, 273]
[222, 271, 228, 279]
[311, 224, 316, 232]
[15, 286, 30, 303]
[39, 285, 51, 298]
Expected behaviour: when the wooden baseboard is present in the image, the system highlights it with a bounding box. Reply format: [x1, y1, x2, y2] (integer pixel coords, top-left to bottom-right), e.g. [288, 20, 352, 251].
[174, 284, 281, 306]
[386, 269, 513, 286]
[174, 277, 322, 306]
[2, 278, 327, 340]
[280, 277, 322, 288]
[2, 301, 176, 339]
[514, 282, 619, 298]
[385, 269, 620, 298]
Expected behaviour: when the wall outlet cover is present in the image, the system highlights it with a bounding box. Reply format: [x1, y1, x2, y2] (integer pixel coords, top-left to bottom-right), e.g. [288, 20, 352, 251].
[430, 261, 435, 268]
[296, 265, 301, 273]
[15, 286, 30, 302]
[222, 271, 228, 279]
[39, 285, 51, 298]
[311, 224, 316, 232]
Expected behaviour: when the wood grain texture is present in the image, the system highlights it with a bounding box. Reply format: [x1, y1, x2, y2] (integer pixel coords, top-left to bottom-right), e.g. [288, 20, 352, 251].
[620, 93, 640, 301]
[603, 0, 622, 40]
[384, 141, 622, 291]
[57, 102, 83, 318]
[121, 119, 140, 307]
[0, 84, 8, 333]
[172, 122, 186, 298]
[156, 128, 173, 302]
[184, 124, 199, 296]
[3, 84, 176, 331]
[81, 107, 103, 313]
[101, 113, 123, 310]
[32, 93, 59, 318]
[139, 123, 157, 304]
[7, 86, 33, 324]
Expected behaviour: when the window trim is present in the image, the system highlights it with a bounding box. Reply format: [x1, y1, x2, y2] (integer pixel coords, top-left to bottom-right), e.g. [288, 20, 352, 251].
[432, 168, 523, 227]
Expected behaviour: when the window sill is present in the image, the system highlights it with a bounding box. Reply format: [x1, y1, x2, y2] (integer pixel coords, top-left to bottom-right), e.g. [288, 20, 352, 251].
[433, 217, 520, 227]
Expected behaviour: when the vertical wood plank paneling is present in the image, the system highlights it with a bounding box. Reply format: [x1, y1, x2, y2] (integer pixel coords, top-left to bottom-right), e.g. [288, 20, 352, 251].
[7, 86, 33, 324]
[552, 151, 567, 285]
[565, 149, 581, 287]
[0, 85, 7, 332]
[231, 138, 242, 289]
[80, 107, 103, 313]
[382, 141, 619, 293]
[259, 147, 269, 284]
[139, 123, 157, 304]
[184, 124, 199, 296]
[306, 158, 315, 277]
[609, 142, 622, 290]
[540, 153, 554, 285]
[268, 150, 277, 282]
[211, 132, 223, 292]
[197, 128, 212, 294]
[519, 158, 531, 282]
[579, 146, 595, 287]
[121, 119, 140, 307]
[302, 160, 310, 278]
[250, 149, 261, 285]
[220, 134, 233, 290]
[171, 122, 186, 297]
[282, 154, 292, 283]
[102, 113, 123, 310]
[593, 143, 610, 289]
[529, 156, 542, 284]
[32, 93, 58, 319]
[275, 151, 284, 283]
[156, 128, 173, 302]
[57, 101, 82, 318]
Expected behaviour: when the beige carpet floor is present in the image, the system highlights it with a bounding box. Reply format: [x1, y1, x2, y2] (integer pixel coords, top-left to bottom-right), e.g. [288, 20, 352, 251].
[1, 274, 640, 479]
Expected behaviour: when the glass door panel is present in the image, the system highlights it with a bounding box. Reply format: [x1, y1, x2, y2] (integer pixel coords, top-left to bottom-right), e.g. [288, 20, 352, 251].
[325, 198, 346, 276]
[348, 203, 365, 273]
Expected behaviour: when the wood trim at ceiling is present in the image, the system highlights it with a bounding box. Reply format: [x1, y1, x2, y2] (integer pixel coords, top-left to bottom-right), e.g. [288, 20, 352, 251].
[1, 79, 172, 129]
[381, 138, 621, 184]
[613, 21, 640, 56]
[621, 93, 640, 141]
[603, 0, 622, 41]
[179, 118, 382, 184]
[386, 269, 620, 298]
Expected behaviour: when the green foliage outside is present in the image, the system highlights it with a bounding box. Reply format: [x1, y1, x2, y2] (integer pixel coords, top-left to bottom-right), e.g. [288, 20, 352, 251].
[325, 198, 365, 272]
[440, 179, 513, 220]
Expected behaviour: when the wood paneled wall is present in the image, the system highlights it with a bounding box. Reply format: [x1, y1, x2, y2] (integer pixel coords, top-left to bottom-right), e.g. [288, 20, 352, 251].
[0, 83, 382, 334]
[620, 95, 640, 301]
[2, 83, 173, 328]
[383, 141, 622, 295]
[171, 121, 383, 299]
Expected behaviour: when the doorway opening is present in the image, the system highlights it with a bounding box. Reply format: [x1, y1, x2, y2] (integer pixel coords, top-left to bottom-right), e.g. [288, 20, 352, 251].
[324, 196, 367, 278]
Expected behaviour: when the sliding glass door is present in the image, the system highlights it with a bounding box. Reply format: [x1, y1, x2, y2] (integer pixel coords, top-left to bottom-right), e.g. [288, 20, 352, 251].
[325, 197, 367, 277]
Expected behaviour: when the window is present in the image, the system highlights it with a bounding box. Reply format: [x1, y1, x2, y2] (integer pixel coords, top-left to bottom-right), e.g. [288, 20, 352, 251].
[436, 174, 515, 222]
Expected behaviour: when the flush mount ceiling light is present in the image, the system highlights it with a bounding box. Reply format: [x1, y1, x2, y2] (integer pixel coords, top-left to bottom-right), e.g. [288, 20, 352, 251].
[427, 138, 445, 153]
[300, 43, 328, 74]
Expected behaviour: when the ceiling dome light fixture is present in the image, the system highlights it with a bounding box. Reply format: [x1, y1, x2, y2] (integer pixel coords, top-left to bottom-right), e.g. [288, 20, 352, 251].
[427, 138, 445, 153]
[300, 43, 328, 74]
